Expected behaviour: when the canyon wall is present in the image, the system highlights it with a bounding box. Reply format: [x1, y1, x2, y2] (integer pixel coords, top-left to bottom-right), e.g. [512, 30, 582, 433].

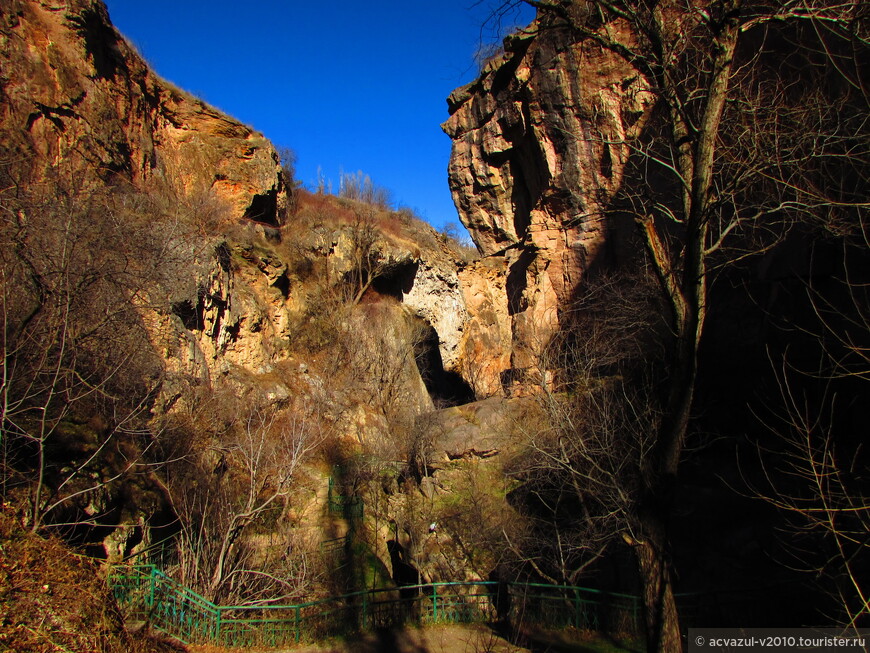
[0, 0, 474, 408]
[443, 16, 653, 389]
[0, 0, 584, 584]
[0, 0, 497, 565]
[1, 0, 286, 223]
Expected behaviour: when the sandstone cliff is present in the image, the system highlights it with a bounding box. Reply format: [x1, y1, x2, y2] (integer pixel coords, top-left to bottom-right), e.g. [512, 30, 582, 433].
[1, 0, 286, 223]
[443, 16, 653, 387]
[0, 0, 474, 411]
[0, 0, 530, 593]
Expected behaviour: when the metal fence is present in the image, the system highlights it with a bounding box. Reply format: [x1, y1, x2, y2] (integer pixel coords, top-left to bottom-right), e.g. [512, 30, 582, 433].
[109, 564, 642, 647]
[327, 476, 364, 519]
[110, 565, 221, 643]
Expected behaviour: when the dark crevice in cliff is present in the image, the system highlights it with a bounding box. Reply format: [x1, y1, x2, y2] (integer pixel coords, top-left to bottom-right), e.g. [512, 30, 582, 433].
[387, 539, 422, 590]
[272, 273, 290, 299]
[206, 295, 227, 339]
[491, 32, 534, 97]
[26, 101, 81, 131]
[216, 242, 232, 272]
[171, 299, 203, 332]
[599, 142, 613, 180]
[69, 7, 128, 81]
[490, 54, 523, 97]
[414, 322, 475, 407]
[506, 248, 535, 315]
[371, 260, 418, 300]
[508, 112, 549, 239]
[244, 187, 280, 227]
[509, 158, 534, 236]
[102, 140, 133, 176]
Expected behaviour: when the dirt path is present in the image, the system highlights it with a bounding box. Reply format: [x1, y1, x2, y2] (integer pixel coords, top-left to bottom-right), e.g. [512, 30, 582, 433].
[185, 623, 640, 653]
[186, 624, 520, 653]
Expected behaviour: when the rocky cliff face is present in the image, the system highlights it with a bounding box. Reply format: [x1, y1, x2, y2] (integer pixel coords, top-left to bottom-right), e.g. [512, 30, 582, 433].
[1, 0, 286, 223]
[0, 0, 541, 588]
[0, 0, 494, 562]
[0, 0, 498, 409]
[443, 17, 653, 387]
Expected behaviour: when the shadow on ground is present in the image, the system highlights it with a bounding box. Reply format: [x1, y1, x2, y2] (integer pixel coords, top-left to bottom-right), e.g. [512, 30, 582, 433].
[263, 624, 642, 653]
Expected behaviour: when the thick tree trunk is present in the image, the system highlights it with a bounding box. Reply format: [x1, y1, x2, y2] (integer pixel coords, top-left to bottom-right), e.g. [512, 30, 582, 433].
[633, 531, 682, 652]
[628, 15, 739, 651]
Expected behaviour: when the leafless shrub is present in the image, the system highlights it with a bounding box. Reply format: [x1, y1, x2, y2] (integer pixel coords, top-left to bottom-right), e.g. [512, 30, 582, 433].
[750, 241, 869, 630]
[0, 157, 215, 532]
[339, 170, 392, 209]
[441, 222, 481, 262]
[163, 392, 324, 605]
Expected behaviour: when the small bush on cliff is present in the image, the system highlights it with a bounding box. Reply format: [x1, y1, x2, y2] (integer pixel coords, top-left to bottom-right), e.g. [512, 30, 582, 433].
[338, 170, 392, 209]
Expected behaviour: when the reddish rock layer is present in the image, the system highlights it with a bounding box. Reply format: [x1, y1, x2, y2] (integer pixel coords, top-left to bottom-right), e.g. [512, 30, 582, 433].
[1, 0, 285, 224]
[443, 18, 653, 387]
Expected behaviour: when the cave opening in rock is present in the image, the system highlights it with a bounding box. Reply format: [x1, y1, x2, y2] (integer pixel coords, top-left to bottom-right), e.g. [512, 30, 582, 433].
[413, 322, 475, 407]
[243, 188, 280, 227]
[370, 260, 419, 300]
[171, 298, 203, 331]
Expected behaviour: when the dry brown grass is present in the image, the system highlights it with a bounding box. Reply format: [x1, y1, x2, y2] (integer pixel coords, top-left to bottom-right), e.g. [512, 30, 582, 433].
[0, 505, 180, 653]
[291, 191, 449, 256]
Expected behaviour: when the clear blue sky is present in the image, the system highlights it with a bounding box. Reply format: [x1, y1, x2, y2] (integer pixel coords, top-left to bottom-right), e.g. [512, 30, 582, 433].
[102, 1, 535, 231]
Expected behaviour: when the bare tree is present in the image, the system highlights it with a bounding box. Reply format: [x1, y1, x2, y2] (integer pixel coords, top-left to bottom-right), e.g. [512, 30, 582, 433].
[482, 2, 867, 648]
[339, 170, 392, 209]
[0, 153, 228, 551]
[753, 367, 869, 629]
[504, 270, 663, 585]
[344, 210, 392, 305]
[750, 237, 869, 630]
[0, 165, 169, 532]
[166, 395, 322, 604]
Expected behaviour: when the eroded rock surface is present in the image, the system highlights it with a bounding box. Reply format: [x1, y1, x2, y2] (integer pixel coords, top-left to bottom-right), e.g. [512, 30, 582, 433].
[443, 17, 653, 387]
[457, 258, 511, 397]
[0, 0, 536, 578]
[1, 0, 286, 223]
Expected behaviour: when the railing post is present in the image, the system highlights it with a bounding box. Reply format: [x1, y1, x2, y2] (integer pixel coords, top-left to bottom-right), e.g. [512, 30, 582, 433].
[295, 606, 300, 643]
[215, 607, 222, 644]
[432, 584, 438, 622]
[148, 565, 156, 609]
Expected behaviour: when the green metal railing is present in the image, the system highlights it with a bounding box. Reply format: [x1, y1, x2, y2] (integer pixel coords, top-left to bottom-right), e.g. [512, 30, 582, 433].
[109, 564, 642, 647]
[327, 476, 364, 519]
[110, 565, 222, 643]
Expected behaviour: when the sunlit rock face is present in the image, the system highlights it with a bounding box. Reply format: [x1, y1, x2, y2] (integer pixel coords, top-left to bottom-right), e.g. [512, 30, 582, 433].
[1, 0, 286, 224]
[0, 0, 528, 577]
[443, 16, 653, 389]
[456, 258, 511, 398]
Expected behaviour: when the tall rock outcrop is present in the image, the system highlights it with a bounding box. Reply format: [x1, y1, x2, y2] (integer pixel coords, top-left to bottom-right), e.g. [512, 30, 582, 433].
[1, 0, 286, 224]
[443, 16, 653, 388]
[0, 0, 467, 557]
[0, 0, 488, 418]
